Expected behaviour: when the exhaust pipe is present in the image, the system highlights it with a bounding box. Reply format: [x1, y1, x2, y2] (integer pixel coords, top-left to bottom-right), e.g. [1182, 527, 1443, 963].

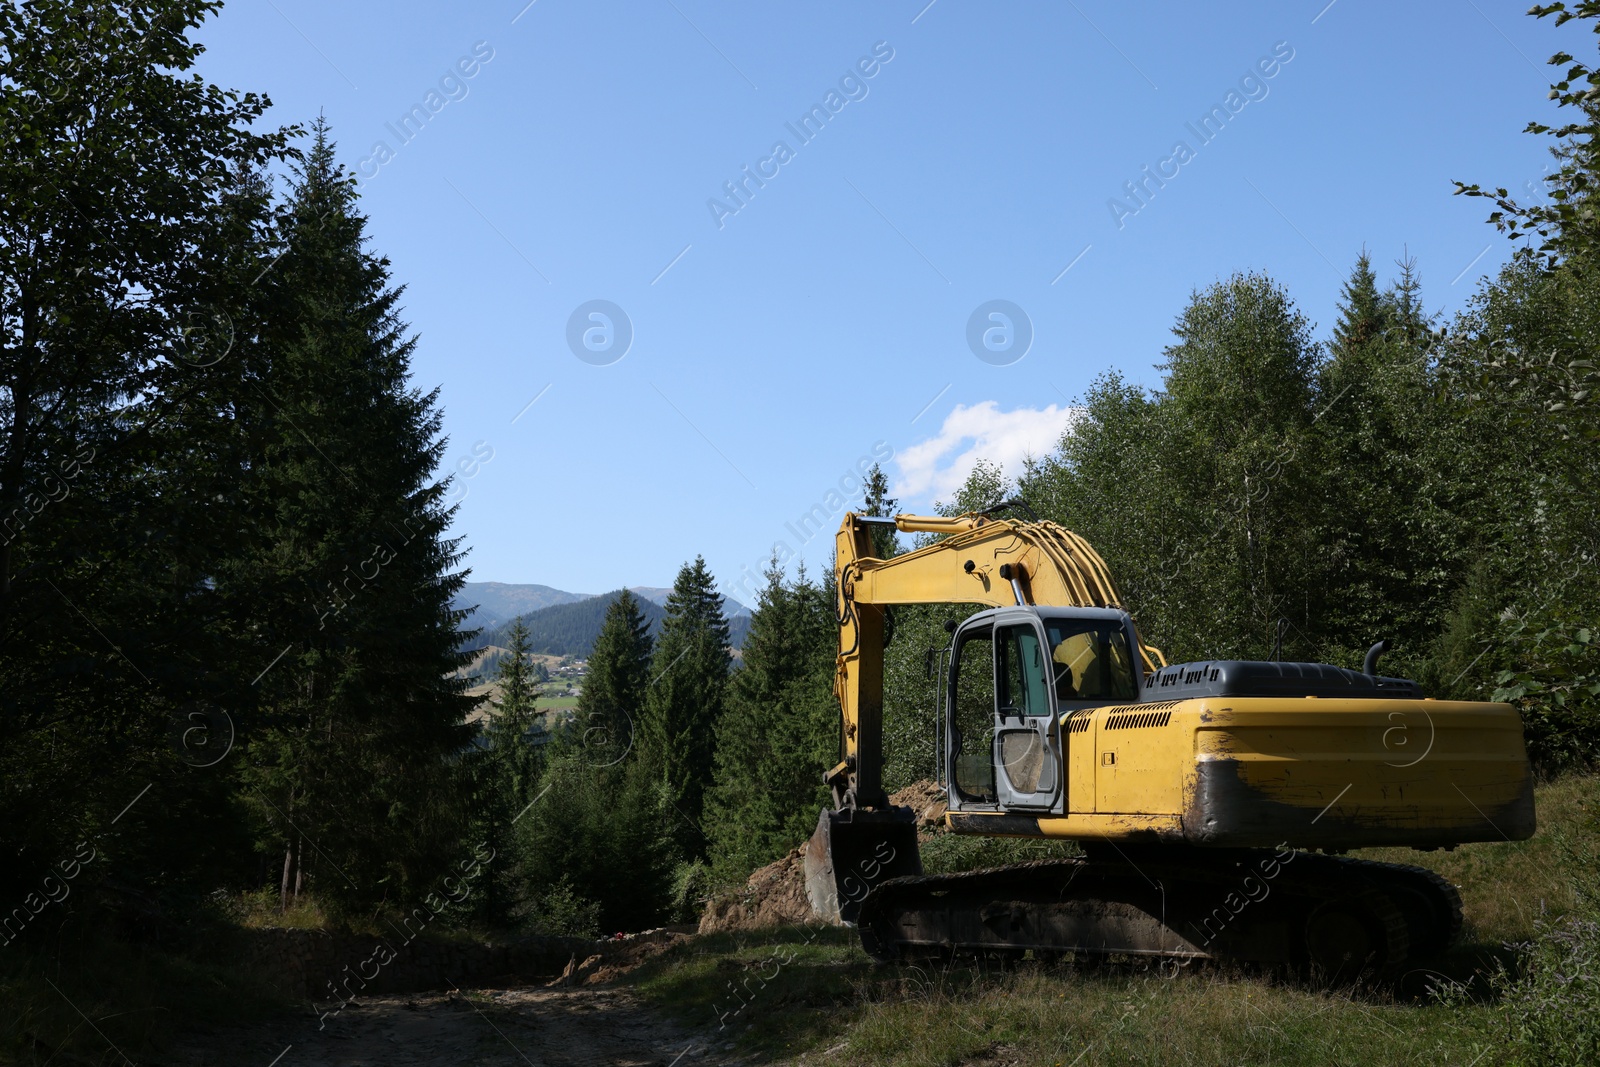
[1363, 639, 1391, 678]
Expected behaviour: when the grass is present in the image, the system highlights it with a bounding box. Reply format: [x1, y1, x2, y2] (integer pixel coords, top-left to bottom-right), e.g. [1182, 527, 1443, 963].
[2, 777, 1587, 1065]
[627, 930, 1501, 1066]
[626, 773, 1598, 1066]
[229, 886, 329, 930]
[0, 922, 289, 1065]
[1355, 772, 1597, 944]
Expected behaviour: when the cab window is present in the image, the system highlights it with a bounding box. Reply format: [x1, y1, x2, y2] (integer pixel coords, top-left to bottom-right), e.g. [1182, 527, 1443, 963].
[950, 627, 996, 801]
[1044, 620, 1137, 703]
[996, 624, 1051, 716]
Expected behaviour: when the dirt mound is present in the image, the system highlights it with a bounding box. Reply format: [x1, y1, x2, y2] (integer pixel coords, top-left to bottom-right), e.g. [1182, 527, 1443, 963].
[890, 779, 948, 830]
[697, 846, 814, 934]
[696, 781, 948, 935]
[547, 926, 696, 986]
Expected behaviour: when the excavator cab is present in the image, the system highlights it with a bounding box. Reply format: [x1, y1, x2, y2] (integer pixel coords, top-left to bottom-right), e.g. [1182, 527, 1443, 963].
[946, 607, 1143, 817]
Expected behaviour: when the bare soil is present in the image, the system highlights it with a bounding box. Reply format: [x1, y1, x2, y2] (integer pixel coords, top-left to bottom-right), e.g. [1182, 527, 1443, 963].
[166, 984, 745, 1067]
[697, 782, 947, 936]
[697, 847, 814, 935]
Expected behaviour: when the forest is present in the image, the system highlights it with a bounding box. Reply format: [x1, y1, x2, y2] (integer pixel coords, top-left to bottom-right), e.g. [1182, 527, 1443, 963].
[0, 1, 1596, 1063]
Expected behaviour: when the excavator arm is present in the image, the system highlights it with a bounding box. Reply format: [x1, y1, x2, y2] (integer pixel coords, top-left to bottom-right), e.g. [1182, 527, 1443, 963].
[805, 508, 1164, 921]
[825, 509, 1164, 812]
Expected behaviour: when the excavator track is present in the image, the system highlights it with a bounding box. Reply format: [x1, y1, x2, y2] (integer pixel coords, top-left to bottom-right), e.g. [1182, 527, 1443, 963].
[856, 849, 1459, 979]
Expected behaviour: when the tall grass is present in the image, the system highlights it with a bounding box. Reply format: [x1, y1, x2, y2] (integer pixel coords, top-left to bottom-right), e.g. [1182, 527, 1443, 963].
[630, 774, 1597, 1066]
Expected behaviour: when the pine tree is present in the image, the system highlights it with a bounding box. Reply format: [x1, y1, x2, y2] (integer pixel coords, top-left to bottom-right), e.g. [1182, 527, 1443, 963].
[574, 589, 653, 763]
[1315, 254, 1454, 673]
[234, 118, 475, 919]
[705, 560, 838, 879]
[491, 619, 542, 797]
[639, 557, 730, 859]
[1330, 250, 1392, 358]
[863, 462, 900, 560]
[473, 620, 541, 924]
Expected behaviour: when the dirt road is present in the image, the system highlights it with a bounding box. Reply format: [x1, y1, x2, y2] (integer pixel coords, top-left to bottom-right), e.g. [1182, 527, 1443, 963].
[167, 985, 743, 1067]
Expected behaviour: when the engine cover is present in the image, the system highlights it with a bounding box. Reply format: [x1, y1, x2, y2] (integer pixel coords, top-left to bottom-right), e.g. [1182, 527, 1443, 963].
[1143, 660, 1421, 701]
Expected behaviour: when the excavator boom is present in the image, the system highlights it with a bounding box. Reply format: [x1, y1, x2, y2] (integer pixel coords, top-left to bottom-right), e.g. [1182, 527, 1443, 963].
[808, 508, 1165, 922]
[825, 509, 1163, 811]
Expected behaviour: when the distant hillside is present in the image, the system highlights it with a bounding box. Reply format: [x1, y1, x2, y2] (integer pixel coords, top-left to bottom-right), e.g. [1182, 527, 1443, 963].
[455, 582, 750, 636]
[455, 581, 592, 632]
[628, 586, 751, 618]
[477, 590, 752, 658]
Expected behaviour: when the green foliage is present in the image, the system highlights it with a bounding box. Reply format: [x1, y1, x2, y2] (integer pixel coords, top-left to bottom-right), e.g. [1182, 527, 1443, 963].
[575, 588, 654, 762]
[705, 560, 836, 881]
[512, 747, 677, 934]
[1441, 3, 1600, 752]
[1021, 273, 1328, 665]
[1018, 241, 1597, 770]
[1491, 912, 1600, 1067]
[863, 461, 900, 560]
[1494, 621, 1600, 767]
[525, 877, 602, 939]
[1456, 2, 1600, 270]
[471, 620, 543, 924]
[1313, 253, 1466, 675]
[671, 858, 713, 924]
[882, 600, 967, 792]
[230, 120, 475, 924]
[640, 557, 732, 860]
[0, 0, 292, 906]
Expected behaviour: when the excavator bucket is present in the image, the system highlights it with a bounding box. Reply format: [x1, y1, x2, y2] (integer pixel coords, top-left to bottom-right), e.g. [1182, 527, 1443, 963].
[803, 805, 923, 924]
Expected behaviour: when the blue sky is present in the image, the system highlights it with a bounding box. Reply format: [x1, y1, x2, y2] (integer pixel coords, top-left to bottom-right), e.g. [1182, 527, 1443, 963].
[195, 1, 1565, 604]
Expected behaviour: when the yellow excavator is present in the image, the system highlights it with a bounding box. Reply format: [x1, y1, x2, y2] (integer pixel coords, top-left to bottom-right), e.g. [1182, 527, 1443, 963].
[804, 506, 1535, 974]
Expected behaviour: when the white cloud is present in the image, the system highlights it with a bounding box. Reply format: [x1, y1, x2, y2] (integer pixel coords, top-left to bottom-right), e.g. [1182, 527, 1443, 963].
[893, 402, 1079, 505]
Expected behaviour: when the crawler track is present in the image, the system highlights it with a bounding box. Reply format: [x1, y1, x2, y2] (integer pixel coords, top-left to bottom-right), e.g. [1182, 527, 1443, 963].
[856, 849, 1460, 978]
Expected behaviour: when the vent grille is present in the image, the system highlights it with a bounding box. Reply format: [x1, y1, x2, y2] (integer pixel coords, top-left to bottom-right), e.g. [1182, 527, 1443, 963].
[1065, 709, 1095, 734]
[1102, 700, 1181, 714]
[1104, 710, 1172, 731]
[1150, 664, 1222, 688]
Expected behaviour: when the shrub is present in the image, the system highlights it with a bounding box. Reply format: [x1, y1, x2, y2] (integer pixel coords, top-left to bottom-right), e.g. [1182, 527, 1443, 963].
[1493, 911, 1600, 1067]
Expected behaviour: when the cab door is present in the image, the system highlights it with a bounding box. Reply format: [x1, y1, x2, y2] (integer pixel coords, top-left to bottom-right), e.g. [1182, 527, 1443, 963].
[945, 621, 998, 811]
[992, 613, 1063, 812]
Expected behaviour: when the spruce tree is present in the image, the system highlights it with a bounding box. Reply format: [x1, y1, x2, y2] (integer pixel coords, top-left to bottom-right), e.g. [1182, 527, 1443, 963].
[574, 589, 653, 763]
[706, 560, 836, 879]
[474, 620, 541, 924]
[1329, 250, 1392, 358]
[1315, 254, 1453, 672]
[234, 118, 475, 919]
[639, 557, 730, 859]
[863, 462, 900, 559]
[489, 619, 542, 802]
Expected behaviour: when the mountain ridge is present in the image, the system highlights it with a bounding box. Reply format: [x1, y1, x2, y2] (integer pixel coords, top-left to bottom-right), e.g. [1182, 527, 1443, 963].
[455, 580, 750, 634]
[468, 588, 752, 659]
